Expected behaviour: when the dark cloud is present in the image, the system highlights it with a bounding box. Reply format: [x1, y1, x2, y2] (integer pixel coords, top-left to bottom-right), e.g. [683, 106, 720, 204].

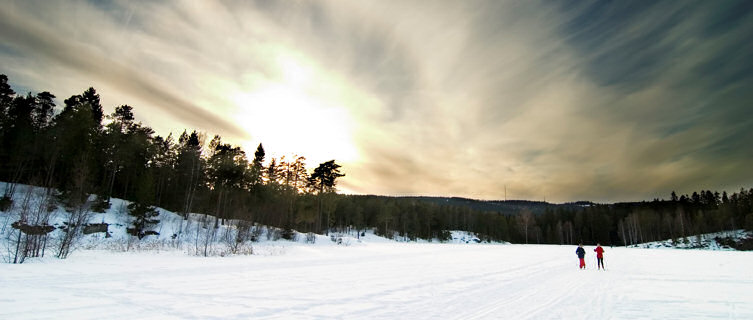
[339, 0, 753, 202]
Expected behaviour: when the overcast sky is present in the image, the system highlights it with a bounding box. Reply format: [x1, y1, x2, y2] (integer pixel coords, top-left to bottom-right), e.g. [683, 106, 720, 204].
[1, 0, 752, 203]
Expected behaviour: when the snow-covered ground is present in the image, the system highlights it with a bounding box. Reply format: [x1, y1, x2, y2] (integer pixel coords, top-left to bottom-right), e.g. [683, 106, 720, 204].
[1, 242, 752, 319]
[2, 183, 753, 319]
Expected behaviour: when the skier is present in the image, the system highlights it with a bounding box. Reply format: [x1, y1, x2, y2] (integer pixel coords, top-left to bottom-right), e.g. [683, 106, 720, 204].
[575, 243, 586, 269]
[594, 243, 605, 270]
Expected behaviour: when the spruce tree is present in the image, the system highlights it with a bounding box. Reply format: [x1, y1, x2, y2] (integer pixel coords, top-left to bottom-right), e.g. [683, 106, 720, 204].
[126, 202, 160, 239]
[249, 143, 265, 187]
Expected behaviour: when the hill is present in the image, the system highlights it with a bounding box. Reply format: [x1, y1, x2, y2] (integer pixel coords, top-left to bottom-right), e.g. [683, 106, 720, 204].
[397, 196, 592, 214]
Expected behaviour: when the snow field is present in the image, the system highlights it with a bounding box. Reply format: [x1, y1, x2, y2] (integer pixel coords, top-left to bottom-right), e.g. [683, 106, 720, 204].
[1, 184, 751, 319]
[1, 243, 751, 319]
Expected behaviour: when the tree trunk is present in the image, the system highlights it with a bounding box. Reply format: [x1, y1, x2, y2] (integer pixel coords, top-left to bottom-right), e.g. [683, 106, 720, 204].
[214, 188, 223, 229]
[107, 163, 117, 203]
[317, 185, 323, 234]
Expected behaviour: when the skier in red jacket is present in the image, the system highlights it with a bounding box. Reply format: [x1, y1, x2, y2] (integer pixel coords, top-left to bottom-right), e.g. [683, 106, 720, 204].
[594, 243, 605, 270]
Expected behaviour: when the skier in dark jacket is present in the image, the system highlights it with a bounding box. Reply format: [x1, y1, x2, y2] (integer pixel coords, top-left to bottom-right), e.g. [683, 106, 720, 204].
[576, 244, 586, 269]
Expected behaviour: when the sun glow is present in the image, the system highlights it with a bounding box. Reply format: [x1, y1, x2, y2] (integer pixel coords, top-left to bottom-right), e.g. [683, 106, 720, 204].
[232, 56, 359, 166]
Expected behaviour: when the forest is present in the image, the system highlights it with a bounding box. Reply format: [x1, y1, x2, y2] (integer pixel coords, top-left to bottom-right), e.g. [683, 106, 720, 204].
[1, 74, 752, 248]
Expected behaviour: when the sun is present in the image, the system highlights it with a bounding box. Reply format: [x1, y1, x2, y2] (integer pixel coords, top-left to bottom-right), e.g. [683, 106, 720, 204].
[232, 57, 359, 166]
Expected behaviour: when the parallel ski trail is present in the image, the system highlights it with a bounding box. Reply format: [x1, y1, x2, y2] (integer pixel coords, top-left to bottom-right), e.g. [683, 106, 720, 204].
[2, 244, 753, 319]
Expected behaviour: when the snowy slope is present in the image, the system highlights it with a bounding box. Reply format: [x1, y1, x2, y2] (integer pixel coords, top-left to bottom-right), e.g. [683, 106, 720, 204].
[0, 182, 371, 261]
[1, 183, 507, 263]
[631, 230, 751, 250]
[1, 243, 752, 319]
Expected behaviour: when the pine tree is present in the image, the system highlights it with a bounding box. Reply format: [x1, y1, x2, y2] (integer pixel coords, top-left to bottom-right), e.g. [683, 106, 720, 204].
[206, 135, 248, 227]
[249, 143, 265, 188]
[266, 158, 279, 186]
[63, 87, 103, 128]
[176, 130, 204, 218]
[126, 202, 160, 239]
[308, 160, 345, 234]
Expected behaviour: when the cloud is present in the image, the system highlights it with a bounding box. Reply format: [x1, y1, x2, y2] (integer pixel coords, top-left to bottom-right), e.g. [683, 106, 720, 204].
[0, 1, 249, 139]
[1, 0, 751, 202]
[334, 0, 753, 202]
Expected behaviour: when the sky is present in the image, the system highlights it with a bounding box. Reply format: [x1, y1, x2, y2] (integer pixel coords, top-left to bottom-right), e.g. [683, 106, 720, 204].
[1, 0, 752, 203]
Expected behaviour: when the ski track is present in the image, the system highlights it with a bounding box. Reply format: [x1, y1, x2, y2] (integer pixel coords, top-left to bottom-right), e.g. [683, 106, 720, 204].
[1, 244, 753, 319]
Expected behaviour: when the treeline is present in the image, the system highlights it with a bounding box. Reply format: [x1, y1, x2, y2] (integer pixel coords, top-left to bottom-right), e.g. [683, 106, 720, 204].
[515, 189, 753, 247]
[299, 188, 753, 246]
[1, 74, 752, 247]
[402, 197, 580, 215]
[0, 74, 346, 239]
[0, 75, 515, 244]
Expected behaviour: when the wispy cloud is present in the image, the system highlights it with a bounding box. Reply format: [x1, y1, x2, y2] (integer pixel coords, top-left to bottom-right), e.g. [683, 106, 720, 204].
[0, 1, 249, 139]
[1, 0, 751, 202]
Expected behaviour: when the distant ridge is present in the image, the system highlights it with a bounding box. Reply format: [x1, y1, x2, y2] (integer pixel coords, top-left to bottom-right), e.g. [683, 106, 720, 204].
[395, 196, 593, 215]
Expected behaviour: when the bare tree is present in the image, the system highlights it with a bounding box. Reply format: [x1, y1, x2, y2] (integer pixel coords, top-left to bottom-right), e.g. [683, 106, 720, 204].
[620, 211, 644, 246]
[9, 182, 56, 263]
[516, 209, 534, 244]
[225, 220, 254, 255]
[56, 163, 93, 259]
[675, 207, 687, 241]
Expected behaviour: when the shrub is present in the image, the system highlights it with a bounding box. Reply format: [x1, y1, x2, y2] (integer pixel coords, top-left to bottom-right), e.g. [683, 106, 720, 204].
[305, 232, 316, 244]
[281, 228, 297, 241]
[0, 196, 12, 211]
